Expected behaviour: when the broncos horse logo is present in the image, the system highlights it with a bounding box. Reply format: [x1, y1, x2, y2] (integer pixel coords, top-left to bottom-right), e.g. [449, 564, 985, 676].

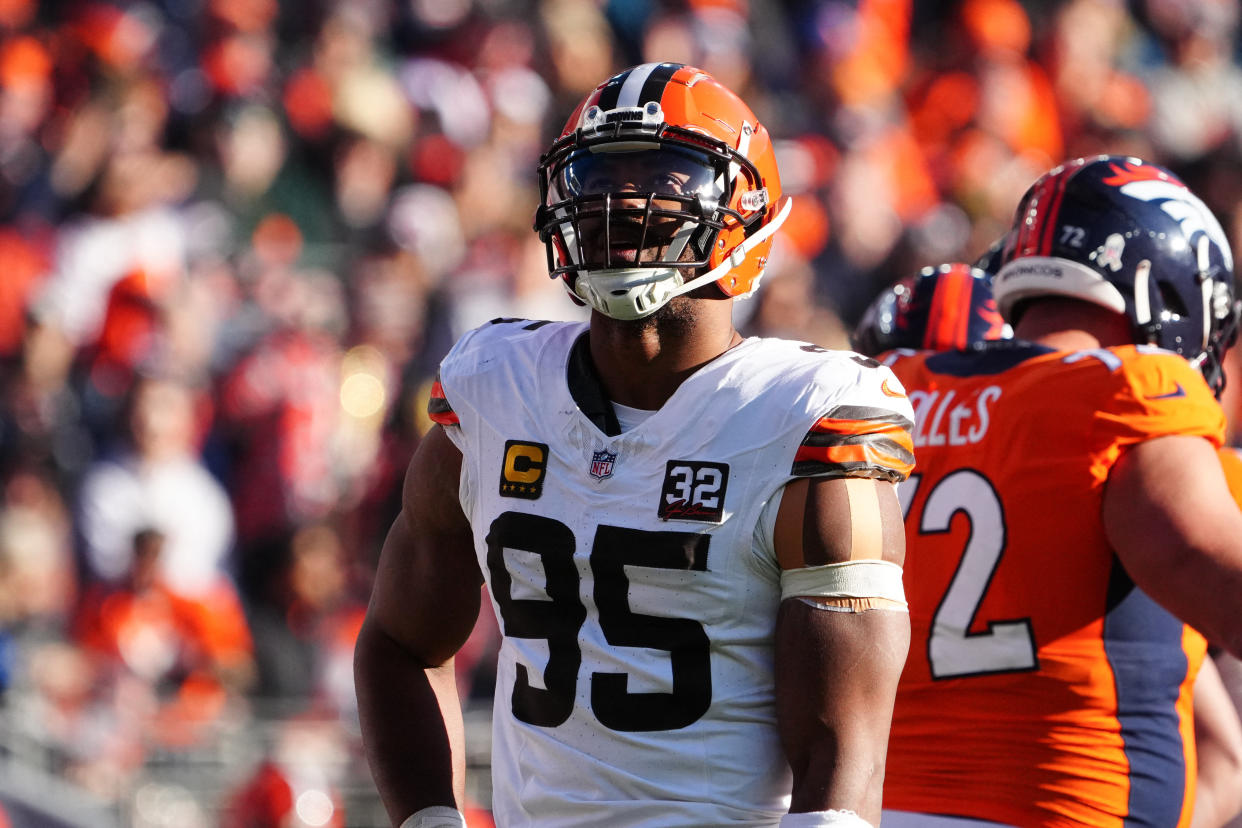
[1101, 160, 1234, 271]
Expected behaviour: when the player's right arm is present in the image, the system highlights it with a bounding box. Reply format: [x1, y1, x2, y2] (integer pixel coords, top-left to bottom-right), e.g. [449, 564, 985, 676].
[1191, 653, 1242, 828]
[1102, 434, 1242, 658]
[354, 425, 483, 827]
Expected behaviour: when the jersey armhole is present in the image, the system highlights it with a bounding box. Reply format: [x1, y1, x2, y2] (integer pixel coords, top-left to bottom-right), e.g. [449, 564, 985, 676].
[751, 484, 786, 572]
[437, 422, 474, 515]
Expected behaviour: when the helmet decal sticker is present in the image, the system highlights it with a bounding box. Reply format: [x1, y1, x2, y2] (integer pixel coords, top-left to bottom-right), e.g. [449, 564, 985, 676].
[979, 296, 1008, 341]
[1098, 233, 1126, 272]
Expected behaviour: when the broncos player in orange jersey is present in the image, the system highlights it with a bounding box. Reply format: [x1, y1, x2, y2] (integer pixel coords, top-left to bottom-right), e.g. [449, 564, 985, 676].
[855, 247, 1242, 827]
[880, 155, 1242, 827]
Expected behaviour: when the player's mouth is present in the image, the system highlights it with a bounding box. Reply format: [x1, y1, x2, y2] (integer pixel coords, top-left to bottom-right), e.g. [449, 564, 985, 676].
[608, 242, 644, 263]
[604, 224, 675, 265]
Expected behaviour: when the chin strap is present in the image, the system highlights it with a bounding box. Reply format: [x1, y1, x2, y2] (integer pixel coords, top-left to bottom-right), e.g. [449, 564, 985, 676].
[572, 196, 794, 320]
[668, 195, 794, 300]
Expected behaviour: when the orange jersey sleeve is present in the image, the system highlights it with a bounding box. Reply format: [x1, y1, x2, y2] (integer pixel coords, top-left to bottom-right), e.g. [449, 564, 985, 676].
[885, 343, 1218, 828]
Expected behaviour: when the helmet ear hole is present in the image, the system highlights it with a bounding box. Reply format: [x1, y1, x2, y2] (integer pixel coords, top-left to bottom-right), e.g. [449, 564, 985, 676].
[1158, 281, 1189, 318]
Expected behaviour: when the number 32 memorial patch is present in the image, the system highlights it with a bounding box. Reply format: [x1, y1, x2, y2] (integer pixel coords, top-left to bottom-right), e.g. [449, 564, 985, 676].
[658, 460, 729, 523]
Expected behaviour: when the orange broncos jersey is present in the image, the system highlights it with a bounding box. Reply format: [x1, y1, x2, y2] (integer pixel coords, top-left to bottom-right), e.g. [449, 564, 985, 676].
[884, 342, 1223, 827]
[1218, 445, 1242, 507]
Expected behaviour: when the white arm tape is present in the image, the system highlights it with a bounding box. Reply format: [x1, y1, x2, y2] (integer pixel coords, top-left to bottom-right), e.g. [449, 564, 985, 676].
[780, 559, 906, 606]
[399, 806, 467, 828]
[780, 809, 875, 828]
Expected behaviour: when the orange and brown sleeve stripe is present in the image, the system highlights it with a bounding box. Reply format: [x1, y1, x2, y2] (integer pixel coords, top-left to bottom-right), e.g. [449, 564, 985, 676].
[793, 405, 914, 481]
[427, 375, 459, 426]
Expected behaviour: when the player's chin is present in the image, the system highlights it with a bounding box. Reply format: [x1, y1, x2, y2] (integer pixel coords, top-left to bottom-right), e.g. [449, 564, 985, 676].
[611, 281, 707, 332]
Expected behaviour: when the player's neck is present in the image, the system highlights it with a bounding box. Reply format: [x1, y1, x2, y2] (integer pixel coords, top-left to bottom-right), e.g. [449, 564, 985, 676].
[1013, 298, 1134, 351]
[588, 302, 741, 410]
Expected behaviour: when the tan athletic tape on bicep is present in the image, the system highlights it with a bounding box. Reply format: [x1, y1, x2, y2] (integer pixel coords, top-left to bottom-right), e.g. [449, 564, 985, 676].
[843, 478, 883, 560]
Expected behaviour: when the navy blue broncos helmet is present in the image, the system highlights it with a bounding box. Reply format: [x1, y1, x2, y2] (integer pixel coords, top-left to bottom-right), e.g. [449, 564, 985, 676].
[973, 229, 1013, 275]
[996, 155, 1239, 395]
[852, 263, 1010, 357]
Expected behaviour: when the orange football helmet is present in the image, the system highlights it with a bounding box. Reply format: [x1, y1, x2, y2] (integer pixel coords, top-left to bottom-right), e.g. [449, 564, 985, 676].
[535, 62, 792, 320]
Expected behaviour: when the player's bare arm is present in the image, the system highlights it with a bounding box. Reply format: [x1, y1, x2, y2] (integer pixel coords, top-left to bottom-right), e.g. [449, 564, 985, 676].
[774, 476, 910, 824]
[355, 425, 482, 827]
[1103, 434, 1242, 658]
[1191, 654, 1242, 828]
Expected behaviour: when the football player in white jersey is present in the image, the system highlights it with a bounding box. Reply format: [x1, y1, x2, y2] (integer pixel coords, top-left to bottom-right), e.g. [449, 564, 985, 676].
[354, 63, 916, 828]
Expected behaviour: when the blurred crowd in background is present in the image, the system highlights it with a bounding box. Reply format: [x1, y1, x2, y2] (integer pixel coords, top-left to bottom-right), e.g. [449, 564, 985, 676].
[0, 0, 1239, 824]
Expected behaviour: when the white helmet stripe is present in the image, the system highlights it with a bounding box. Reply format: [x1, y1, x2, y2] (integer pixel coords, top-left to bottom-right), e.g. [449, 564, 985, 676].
[616, 63, 661, 108]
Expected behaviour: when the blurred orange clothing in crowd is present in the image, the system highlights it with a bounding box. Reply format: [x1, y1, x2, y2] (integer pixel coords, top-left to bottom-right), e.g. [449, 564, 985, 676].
[72, 530, 253, 746]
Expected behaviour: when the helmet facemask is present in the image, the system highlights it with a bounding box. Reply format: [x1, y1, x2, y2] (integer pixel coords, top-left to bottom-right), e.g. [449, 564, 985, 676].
[1182, 264, 1240, 396]
[1125, 230, 1238, 397]
[535, 105, 771, 320]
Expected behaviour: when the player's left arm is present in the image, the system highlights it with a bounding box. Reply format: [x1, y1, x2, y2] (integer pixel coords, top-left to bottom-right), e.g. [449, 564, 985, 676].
[773, 475, 910, 826]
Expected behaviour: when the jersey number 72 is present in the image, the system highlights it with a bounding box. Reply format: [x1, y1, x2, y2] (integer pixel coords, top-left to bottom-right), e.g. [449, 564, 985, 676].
[900, 470, 1039, 679]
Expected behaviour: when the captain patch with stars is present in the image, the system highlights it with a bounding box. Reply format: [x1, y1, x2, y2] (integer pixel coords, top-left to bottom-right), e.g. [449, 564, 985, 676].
[499, 440, 548, 500]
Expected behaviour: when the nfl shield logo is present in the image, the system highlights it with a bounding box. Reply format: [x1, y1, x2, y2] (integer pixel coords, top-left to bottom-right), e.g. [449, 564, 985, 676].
[589, 449, 616, 481]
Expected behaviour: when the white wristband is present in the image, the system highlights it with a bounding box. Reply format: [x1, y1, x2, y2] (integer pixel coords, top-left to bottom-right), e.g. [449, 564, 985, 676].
[399, 806, 467, 828]
[780, 809, 875, 828]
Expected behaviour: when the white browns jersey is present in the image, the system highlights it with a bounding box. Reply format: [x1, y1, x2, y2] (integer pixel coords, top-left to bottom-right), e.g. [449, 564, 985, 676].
[430, 319, 914, 827]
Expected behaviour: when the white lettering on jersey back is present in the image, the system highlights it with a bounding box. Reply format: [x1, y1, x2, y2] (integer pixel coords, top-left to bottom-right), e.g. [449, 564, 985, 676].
[910, 386, 1002, 448]
[1063, 348, 1123, 371]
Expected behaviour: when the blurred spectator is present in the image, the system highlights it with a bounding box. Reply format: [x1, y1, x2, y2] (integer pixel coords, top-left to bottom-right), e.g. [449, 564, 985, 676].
[0, 311, 91, 490]
[222, 717, 347, 828]
[34, 81, 196, 350]
[217, 266, 351, 557]
[0, 227, 49, 357]
[1141, 0, 1242, 161]
[77, 373, 234, 599]
[1045, 0, 1154, 158]
[18, 639, 145, 799]
[245, 523, 363, 715]
[73, 527, 254, 749]
[738, 248, 850, 349]
[0, 469, 76, 638]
